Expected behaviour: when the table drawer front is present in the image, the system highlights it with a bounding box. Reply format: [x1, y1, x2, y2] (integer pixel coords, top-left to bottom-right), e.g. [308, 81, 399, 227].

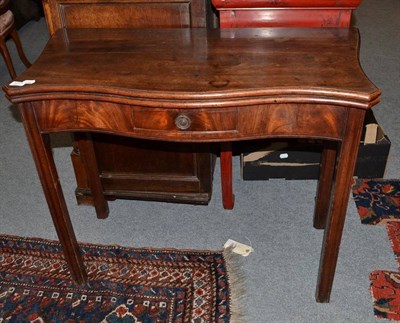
[33, 100, 345, 141]
[238, 104, 347, 140]
[34, 100, 134, 133]
[132, 108, 237, 133]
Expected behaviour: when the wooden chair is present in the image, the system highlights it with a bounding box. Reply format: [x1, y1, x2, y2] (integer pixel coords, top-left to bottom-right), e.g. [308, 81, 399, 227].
[0, 0, 31, 79]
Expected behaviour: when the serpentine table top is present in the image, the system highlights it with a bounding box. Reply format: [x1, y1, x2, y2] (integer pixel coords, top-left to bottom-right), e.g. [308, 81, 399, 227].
[3, 27, 380, 304]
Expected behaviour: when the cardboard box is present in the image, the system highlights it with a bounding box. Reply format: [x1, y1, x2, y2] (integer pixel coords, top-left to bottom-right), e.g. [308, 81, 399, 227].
[241, 111, 391, 180]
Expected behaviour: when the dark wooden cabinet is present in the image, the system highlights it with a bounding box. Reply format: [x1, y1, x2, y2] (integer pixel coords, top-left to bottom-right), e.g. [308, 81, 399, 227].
[43, 0, 218, 30]
[72, 136, 215, 204]
[43, 0, 218, 205]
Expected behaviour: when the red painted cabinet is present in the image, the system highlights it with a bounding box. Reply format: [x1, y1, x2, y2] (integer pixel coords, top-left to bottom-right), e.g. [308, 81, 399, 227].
[212, 0, 362, 28]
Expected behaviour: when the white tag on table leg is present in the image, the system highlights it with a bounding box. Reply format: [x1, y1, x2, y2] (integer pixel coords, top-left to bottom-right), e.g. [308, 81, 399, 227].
[224, 239, 254, 256]
[9, 80, 36, 87]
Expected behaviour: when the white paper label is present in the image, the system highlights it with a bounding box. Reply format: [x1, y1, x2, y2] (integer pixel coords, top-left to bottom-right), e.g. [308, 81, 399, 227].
[224, 239, 254, 256]
[9, 80, 36, 87]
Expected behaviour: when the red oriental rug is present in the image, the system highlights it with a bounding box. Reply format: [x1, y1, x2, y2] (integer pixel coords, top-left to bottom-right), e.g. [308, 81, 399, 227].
[352, 179, 400, 321]
[0, 235, 244, 322]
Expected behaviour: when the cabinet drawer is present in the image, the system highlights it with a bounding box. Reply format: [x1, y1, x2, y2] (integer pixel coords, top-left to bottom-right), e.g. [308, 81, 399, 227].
[132, 108, 237, 133]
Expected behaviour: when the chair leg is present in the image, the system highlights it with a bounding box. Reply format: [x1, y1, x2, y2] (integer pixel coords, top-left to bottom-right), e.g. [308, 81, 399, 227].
[10, 29, 31, 68]
[0, 36, 16, 79]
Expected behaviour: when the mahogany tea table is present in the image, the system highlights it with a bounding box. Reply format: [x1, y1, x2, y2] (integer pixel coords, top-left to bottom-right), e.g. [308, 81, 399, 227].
[3, 27, 380, 303]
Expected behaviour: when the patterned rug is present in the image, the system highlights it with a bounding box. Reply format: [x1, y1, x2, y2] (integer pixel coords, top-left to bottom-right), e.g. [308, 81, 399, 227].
[352, 179, 400, 226]
[352, 179, 400, 320]
[0, 235, 243, 322]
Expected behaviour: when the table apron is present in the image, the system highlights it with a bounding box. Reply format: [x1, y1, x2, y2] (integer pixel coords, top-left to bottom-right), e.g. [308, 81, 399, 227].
[30, 100, 348, 142]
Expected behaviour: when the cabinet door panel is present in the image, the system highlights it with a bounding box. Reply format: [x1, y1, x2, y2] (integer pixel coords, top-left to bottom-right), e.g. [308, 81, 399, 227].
[59, 3, 191, 29]
[73, 135, 215, 205]
[43, 0, 212, 34]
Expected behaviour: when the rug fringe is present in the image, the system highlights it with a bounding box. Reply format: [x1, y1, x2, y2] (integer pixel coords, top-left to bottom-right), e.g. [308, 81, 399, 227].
[223, 246, 247, 323]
